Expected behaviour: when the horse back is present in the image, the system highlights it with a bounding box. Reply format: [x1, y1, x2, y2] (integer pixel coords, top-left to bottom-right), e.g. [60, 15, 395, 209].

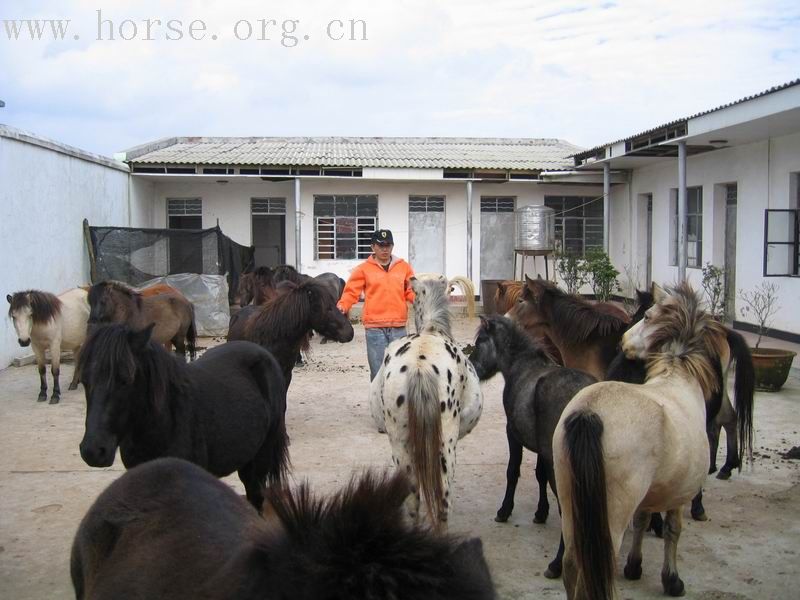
[71, 458, 262, 600]
[141, 292, 194, 343]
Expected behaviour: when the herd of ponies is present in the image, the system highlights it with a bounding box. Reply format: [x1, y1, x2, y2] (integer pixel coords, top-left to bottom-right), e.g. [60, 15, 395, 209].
[5, 265, 756, 600]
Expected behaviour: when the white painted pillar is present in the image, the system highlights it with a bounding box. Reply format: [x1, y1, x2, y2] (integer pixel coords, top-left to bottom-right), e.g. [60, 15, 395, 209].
[466, 180, 473, 281]
[603, 162, 610, 253]
[678, 141, 687, 281]
[294, 177, 302, 270]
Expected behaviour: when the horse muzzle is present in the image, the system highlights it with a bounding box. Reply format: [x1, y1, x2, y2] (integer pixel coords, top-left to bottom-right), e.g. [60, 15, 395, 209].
[17, 338, 31, 347]
[79, 439, 117, 468]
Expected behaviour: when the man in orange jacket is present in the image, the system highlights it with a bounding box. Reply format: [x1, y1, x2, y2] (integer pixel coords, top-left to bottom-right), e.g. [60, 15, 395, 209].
[337, 229, 415, 381]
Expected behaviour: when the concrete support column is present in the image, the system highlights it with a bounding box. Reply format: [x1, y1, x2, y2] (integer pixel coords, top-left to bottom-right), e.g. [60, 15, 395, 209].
[603, 162, 610, 253]
[466, 180, 473, 281]
[677, 141, 687, 281]
[294, 177, 302, 270]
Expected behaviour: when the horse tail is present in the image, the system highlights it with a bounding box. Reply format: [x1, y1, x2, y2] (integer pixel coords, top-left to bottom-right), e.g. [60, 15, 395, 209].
[253, 349, 291, 487]
[563, 410, 614, 600]
[448, 275, 476, 318]
[186, 304, 197, 361]
[406, 363, 444, 530]
[727, 329, 755, 467]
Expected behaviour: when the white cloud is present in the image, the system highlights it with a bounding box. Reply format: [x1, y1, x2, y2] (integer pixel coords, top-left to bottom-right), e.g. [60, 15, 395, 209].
[1, 0, 798, 155]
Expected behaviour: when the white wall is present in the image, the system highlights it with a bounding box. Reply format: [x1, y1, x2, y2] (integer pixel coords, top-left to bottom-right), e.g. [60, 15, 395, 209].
[608, 131, 800, 334]
[0, 132, 150, 367]
[149, 177, 602, 285]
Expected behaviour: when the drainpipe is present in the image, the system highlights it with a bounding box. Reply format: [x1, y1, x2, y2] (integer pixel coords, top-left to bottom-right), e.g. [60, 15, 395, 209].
[678, 141, 687, 281]
[466, 180, 473, 281]
[603, 162, 610, 253]
[294, 177, 302, 270]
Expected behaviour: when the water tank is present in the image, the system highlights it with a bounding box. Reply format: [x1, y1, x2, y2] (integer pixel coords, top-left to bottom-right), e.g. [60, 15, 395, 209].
[514, 205, 555, 251]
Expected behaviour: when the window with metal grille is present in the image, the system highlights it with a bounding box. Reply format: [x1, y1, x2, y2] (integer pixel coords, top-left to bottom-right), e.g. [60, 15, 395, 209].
[251, 198, 286, 215]
[669, 187, 703, 268]
[409, 196, 444, 212]
[167, 198, 202, 229]
[764, 209, 799, 276]
[480, 196, 515, 213]
[544, 196, 604, 257]
[314, 195, 378, 260]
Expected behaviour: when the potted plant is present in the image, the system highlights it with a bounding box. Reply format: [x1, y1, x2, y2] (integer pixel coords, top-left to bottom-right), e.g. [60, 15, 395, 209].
[583, 249, 621, 302]
[739, 281, 796, 392]
[554, 250, 589, 295]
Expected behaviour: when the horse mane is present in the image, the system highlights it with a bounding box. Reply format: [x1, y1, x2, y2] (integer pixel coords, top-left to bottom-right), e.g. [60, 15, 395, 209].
[77, 323, 188, 417]
[260, 470, 494, 598]
[479, 315, 554, 366]
[411, 278, 452, 338]
[249, 280, 318, 351]
[8, 290, 62, 324]
[493, 281, 523, 315]
[273, 264, 308, 285]
[645, 283, 728, 400]
[527, 279, 629, 345]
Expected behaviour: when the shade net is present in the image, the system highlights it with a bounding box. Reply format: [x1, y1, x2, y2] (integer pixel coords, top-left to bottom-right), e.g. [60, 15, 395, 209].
[86, 225, 253, 305]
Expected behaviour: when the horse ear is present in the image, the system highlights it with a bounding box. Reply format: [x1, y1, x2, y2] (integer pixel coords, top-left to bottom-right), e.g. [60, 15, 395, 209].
[410, 277, 420, 292]
[652, 283, 668, 304]
[128, 323, 155, 350]
[6, 294, 11, 304]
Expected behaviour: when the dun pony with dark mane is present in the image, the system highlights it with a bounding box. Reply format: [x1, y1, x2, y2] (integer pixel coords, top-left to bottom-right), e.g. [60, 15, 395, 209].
[71, 458, 496, 600]
[554, 283, 728, 599]
[77, 324, 289, 511]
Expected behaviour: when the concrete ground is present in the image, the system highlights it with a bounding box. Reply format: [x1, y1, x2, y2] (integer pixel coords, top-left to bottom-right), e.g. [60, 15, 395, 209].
[1, 317, 799, 599]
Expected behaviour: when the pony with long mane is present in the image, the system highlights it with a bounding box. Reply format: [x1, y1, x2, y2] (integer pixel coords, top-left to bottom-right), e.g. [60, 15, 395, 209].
[230, 278, 354, 388]
[554, 283, 728, 599]
[492, 280, 562, 363]
[87, 280, 196, 360]
[469, 315, 596, 578]
[511, 276, 629, 380]
[71, 458, 496, 600]
[370, 275, 483, 530]
[237, 266, 278, 306]
[77, 324, 289, 511]
[7, 288, 90, 403]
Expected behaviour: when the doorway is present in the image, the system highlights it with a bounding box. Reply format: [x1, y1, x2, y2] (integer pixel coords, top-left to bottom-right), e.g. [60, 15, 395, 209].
[408, 196, 445, 274]
[724, 184, 738, 320]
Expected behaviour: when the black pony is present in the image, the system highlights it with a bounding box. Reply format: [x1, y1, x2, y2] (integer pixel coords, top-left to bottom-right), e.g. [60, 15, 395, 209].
[470, 315, 596, 578]
[77, 324, 289, 511]
[71, 458, 496, 600]
[228, 278, 354, 387]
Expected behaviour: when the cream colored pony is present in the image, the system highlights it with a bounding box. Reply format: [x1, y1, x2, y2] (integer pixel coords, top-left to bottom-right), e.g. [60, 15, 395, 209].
[413, 273, 476, 318]
[553, 283, 728, 600]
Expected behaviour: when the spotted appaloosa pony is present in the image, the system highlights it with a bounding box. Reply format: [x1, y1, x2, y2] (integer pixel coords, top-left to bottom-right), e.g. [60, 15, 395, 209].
[71, 458, 496, 600]
[554, 283, 728, 599]
[370, 275, 483, 531]
[7, 288, 90, 403]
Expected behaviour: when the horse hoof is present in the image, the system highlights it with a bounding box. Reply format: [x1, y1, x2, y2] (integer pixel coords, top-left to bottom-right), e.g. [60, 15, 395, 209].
[544, 562, 562, 579]
[494, 512, 510, 523]
[533, 513, 547, 525]
[716, 470, 732, 481]
[662, 572, 685, 597]
[624, 562, 643, 580]
[377, 427, 387, 434]
[708, 464, 718, 475]
[49, 396, 60, 405]
[691, 510, 708, 522]
[68, 383, 78, 391]
[37, 394, 47, 402]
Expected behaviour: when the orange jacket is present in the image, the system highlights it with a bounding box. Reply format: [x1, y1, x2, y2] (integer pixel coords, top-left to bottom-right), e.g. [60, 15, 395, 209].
[337, 256, 415, 328]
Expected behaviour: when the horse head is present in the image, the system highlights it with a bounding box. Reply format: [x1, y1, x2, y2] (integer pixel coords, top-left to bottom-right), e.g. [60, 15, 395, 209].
[303, 280, 354, 343]
[88, 281, 138, 325]
[470, 315, 503, 379]
[78, 323, 156, 468]
[7, 290, 61, 346]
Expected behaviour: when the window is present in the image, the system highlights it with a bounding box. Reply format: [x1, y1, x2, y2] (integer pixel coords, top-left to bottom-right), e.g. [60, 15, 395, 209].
[544, 196, 604, 257]
[480, 196, 515, 213]
[409, 196, 444, 212]
[764, 209, 799, 276]
[251, 198, 286, 215]
[167, 198, 202, 229]
[670, 187, 703, 268]
[314, 195, 378, 259]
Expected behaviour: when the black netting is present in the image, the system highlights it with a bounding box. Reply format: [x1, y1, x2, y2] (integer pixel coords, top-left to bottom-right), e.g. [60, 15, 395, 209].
[87, 225, 254, 304]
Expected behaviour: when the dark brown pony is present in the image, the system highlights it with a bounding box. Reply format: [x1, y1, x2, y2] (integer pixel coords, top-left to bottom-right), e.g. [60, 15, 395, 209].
[230, 278, 354, 387]
[512, 276, 629, 380]
[237, 266, 278, 306]
[87, 281, 196, 360]
[494, 280, 562, 364]
[71, 458, 496, 600]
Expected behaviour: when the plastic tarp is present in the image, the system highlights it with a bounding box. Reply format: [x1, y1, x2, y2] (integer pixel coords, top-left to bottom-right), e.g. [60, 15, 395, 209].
[139, 274, 230, 338]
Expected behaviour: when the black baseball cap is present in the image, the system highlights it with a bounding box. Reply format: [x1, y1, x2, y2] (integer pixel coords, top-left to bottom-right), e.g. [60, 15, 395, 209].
[371, 229, 394, 245]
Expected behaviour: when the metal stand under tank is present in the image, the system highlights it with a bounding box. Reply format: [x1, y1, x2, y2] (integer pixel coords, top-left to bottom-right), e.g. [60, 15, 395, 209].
[513, 249, 552, 280]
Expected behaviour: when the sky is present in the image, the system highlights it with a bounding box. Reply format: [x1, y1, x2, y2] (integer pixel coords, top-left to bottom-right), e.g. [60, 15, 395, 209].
[1, 0, 799, 157]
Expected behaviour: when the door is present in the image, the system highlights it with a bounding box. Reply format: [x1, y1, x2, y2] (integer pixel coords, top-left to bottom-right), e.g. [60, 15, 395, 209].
[167, 199, 203, 274]
[646, 196, 653, 286]
[724, 184, 738, 320]
[480, 196, 515, 280]
[252, 215, 286, 268]
[408, 196, 445, 274]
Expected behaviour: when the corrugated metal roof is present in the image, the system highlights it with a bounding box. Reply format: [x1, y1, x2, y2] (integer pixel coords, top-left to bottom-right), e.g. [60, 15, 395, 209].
[573, 78, 800, 160]
[124, 136, 583, 170]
